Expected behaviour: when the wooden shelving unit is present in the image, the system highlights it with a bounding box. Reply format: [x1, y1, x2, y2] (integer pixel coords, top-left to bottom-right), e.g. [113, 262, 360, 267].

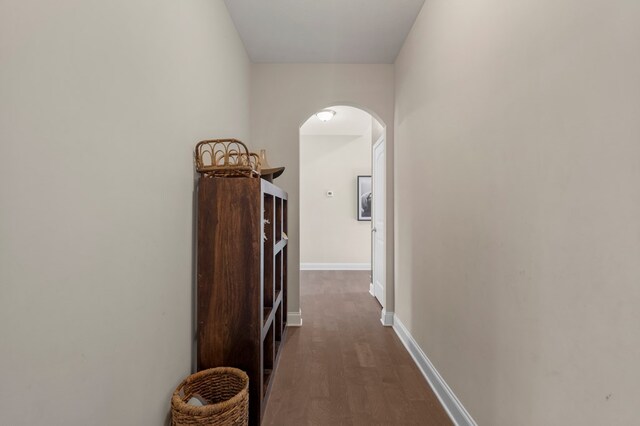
[197, 177, 288, 426]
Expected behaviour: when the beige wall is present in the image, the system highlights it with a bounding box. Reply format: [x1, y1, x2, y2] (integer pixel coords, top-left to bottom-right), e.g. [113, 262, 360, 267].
[0, 1, 250, 424]
[251, 64, 395, 315]
[394, 0, 640, 425]
[300, 132, 372, 265]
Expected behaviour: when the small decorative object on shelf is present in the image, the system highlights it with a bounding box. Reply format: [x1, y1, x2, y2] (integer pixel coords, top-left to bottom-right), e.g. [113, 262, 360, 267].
[195, 139, 260, 178]
[258, 149, 285, 182]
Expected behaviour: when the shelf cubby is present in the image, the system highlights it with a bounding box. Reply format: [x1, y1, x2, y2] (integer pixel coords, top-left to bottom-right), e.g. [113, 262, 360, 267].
[275, 300, 283, 344]
[263, 194, 274, 313]
[276, 197, 282, 242]
[263, 320, 274, 397]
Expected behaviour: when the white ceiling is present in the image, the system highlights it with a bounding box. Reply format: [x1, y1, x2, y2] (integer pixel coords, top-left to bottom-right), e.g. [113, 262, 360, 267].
[223, 0, 426, 63]
[300, 106, 372, 136]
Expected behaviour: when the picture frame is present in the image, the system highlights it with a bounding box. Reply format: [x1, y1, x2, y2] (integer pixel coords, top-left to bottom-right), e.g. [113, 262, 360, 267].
[357, 175, 372, 221]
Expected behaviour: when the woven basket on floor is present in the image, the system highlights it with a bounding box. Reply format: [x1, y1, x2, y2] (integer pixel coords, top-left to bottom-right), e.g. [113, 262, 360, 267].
[171, 367, 249, 426]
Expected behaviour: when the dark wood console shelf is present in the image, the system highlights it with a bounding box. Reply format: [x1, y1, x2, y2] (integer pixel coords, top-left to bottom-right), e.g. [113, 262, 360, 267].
[197, 177, 288, 426]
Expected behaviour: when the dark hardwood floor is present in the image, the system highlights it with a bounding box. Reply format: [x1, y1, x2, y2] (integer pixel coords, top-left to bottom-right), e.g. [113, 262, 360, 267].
[262, 270, 453, 426]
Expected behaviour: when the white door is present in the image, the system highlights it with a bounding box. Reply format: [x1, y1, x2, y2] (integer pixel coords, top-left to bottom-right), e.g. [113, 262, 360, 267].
[372, 136, 385, 307]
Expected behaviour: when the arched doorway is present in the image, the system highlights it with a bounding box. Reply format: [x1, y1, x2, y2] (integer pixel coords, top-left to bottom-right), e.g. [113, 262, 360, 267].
[298, 105, 389, 323]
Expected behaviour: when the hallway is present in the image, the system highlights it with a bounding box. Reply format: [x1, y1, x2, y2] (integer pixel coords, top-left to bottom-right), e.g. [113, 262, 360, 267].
[263, 271, 452, 426]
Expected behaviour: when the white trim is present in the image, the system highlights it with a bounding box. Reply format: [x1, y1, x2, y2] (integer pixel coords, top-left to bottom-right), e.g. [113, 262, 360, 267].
[380, 309, 394, 326]
[392, 315, 477, 426]
[369, 283, 375, 296]
[300, 263, 371, 271]
[287, 310, 303, 327]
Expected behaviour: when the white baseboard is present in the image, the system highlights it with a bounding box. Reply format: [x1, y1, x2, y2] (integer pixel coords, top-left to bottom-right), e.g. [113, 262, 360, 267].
[369, 283, 375, 296]
[287, 310, 303, 327]
[380, 309, 394, 326]
[300, 263, 371, 271]
[392, 315, 477, 426]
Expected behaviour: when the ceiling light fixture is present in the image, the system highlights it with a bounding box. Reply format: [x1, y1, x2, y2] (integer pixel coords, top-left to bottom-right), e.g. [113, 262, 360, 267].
[315, 109, 336, 122]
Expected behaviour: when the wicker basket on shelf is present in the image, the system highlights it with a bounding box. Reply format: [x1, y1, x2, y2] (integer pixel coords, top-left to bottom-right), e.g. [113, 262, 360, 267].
[195, 139, 260, 178]
[171, 367, 249, 426]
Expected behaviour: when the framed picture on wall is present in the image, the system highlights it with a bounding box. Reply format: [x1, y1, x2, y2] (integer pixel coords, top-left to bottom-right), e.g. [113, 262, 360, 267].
[357, 175, 372, 221]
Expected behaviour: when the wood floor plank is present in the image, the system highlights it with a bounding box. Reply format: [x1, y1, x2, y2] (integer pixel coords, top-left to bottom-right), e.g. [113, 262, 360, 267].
[262, 271, 452, 426]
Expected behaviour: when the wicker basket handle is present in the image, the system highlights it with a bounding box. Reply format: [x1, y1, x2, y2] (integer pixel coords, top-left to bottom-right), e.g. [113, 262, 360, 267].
[195, 139, 260, 177]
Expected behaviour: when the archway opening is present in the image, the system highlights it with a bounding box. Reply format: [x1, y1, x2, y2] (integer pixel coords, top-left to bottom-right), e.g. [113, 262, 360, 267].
[298, 105, 388, 323]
